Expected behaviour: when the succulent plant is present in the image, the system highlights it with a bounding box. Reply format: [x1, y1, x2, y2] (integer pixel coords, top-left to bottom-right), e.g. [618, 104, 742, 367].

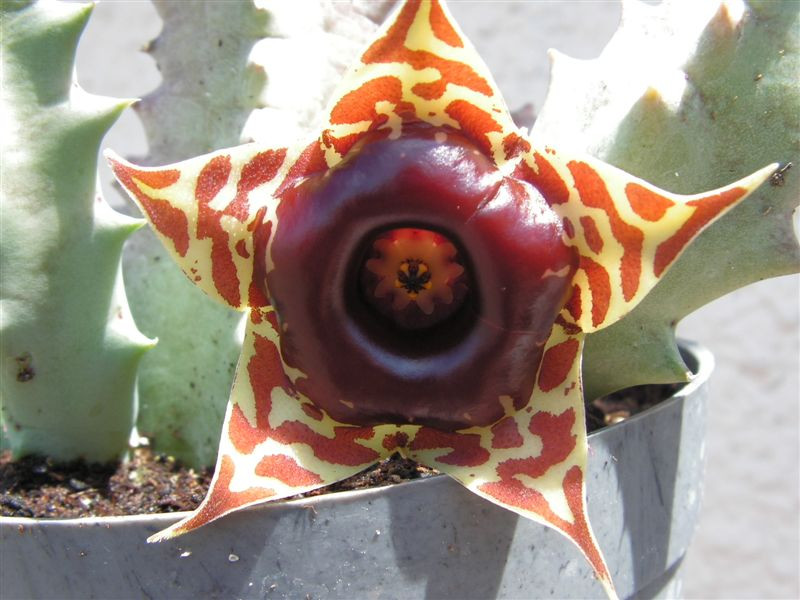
[0, 0, 152, 461]
[532, 0, 800, 400]
[121, 0, 270, 469]
[126, 0, 397, 468]
[106, 1, 795, 597]
[2, 0, 796, 596]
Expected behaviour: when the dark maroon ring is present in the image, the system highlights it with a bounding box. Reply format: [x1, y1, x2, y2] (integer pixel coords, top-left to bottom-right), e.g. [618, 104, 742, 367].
[266, 125, 576, 430]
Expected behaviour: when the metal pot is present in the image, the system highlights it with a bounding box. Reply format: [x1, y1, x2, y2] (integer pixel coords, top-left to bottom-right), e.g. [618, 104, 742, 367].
[0, 341, 712, 599]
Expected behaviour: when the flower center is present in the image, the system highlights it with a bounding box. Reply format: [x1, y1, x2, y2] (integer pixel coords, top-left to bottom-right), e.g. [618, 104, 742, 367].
[360, 228, 468, 330]
[396, 259, 431, 295]
[268, 126, 577, 430]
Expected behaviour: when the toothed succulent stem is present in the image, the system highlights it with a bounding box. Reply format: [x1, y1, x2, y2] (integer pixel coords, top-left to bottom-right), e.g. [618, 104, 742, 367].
[534, 0, 800, 399]
[122, 0, 271, 469]
[0, 1, 153, 461]
[125, 0, 397, 468]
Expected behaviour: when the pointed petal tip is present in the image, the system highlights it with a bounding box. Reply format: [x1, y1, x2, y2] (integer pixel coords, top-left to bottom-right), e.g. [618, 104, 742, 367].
[752, 162, 782, 190]
[600, 576, 620, 600]
[103, 149, 144, 175]
[146, 523, 183, 543]
[103, 148, 123, 166]
[145, 532, 168, 544]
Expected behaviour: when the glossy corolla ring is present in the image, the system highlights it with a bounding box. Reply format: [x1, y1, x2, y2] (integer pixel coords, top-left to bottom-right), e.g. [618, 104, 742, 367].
[267, 126, 576, 430]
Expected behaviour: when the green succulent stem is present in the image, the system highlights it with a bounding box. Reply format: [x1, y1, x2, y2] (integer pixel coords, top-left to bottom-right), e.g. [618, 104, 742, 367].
[123, 0, 271, 468]
[534, 1, 800, 399]
[126, 0, 394, 468]
[0, 1, 152, 461]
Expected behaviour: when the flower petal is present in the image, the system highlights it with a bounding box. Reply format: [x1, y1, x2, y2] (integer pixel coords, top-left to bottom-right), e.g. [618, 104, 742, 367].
[515, 148, 777, 331]
[149, 307, 386, 541]
[106, 145, 292, 310]
[406, 321, 615, 598]
[320, 0, 521, 168]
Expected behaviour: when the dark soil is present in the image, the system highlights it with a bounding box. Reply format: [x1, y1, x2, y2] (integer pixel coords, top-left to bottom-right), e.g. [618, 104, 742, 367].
[0, 450, 436, 519]
[586, 381, 681, 432]
[1, 382, 678, 520]
[0, 448, 211, 519]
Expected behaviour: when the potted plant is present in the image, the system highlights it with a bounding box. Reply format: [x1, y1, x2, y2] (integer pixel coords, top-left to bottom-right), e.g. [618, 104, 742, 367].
[2, 1, 797, 599]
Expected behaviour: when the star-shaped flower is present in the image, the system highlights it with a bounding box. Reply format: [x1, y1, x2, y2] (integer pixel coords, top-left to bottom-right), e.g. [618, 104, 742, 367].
[107, 2, 775, 597]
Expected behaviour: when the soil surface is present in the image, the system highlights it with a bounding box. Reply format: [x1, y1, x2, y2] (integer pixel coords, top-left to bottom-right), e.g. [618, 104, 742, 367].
[1, 382, 678, 519]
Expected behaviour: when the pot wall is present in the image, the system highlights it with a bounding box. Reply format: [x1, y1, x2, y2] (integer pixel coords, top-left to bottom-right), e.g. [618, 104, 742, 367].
[0, 341, 712, 599]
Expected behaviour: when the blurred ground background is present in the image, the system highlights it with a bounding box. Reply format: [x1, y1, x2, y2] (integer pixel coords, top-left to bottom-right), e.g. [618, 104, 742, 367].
[77, 1, 798, 598]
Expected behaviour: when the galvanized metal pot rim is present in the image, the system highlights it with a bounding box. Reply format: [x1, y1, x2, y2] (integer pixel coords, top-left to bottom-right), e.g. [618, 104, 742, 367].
[0, 339, 713, 530]
[1, 339, 712, 600]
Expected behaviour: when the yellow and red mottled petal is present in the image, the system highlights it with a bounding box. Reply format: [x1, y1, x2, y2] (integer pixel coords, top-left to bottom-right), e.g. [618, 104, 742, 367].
[444, 98, 503, 156]
[407, 324, 615, 598]
[428, 0, 462, 47]
[536, 337, 580, 393]
[493, 408, 577, 481]
[567, 161, 644, 304]
[565, 284, 583, 322]
[254, 455, 322, 486]
[489, 416, 524, 449]
[108, 163, 189, 255]
[651, 189, 750, 277]
[409, 428, 490, 467]
[382, 432, 410, 453]
[625, 182, 675, 222]
[579, 216, 604, 255]
[227, 149, 288, 221]
[151, 454, 277, 538]
[513, 149, 570, 205]
[502, 132, 532, 161]
[148, 308, 389, 542]
[578, 255, 612, 328]
[480, 466, 614, 598]
[105, 145, 291, 310]
[516, 147, 777, 332]
[273, 140, 329, 198]
[320, 0, 521, 170]
[330, 76, 405, 125]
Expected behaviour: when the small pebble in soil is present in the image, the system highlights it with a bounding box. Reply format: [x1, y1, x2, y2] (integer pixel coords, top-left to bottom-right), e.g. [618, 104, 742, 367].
[68, 478, 88, 491]
[605, 410, 630, 425]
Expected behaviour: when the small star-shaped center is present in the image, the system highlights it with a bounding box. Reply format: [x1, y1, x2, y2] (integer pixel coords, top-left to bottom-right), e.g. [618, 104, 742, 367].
[396, 259, 432, 296]
[361, 227, 468, 329]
